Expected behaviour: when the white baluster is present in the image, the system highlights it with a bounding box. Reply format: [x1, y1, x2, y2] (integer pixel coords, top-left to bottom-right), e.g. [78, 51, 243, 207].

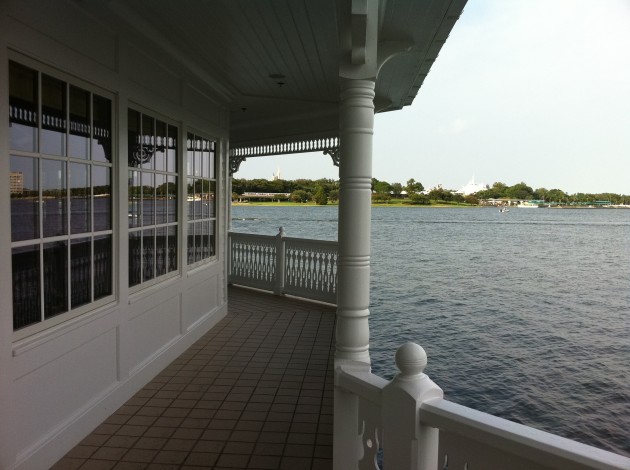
[274, 227, 285, 295]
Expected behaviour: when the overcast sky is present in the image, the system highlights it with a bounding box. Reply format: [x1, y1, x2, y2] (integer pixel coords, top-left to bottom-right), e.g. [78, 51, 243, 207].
[234, 0, 630, 195]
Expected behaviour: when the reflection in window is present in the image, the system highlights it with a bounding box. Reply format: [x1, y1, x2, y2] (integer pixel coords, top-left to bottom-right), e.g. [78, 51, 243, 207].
[10, 155, 39, 241]
[128, 109, 178, 287]
[187, 133, 217, 265]
[9, 62, 38, 152]
[41, 74, 67, 156]
[8, 60, 113, 334]
[70, 163, 90, 234]
[69, 86, 90, 159]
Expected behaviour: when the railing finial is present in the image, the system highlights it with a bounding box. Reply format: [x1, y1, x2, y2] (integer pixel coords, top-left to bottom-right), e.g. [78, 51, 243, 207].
[278, 226, 285, 237]
[395, 342, 427, 378]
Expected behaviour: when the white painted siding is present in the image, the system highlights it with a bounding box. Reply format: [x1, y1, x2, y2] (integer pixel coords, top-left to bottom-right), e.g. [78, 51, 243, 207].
[1, 1, 230, 468]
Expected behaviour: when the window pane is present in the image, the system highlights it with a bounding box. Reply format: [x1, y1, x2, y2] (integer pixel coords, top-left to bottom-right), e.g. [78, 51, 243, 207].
[70, 163, 90, 234]
[71, 237, 91, 309]
[128, 109, 141, 167]
[186, 133, 194, 176]
[128, 170, 141, 228]
[167, 175, 177, 223]
[92, 94, 112, 163]
[201, 221, 210, 260]
[201, 139, 210, 178]
[156, 227, 167, 277]
[187, 177, 195, 221]
[187, 222, 194, 265]
[208, 181, 216, 217]
[209, 141, 216, 179]
[42, 159, 67, 237]
[12, 245, 41, 330]
[93, 166, 111, 231]
[143, 229, 155, 282]
[94, 235, 112, 299]
[43, 240, 68, 319]
[142, 172, 155, 226]
[194, 137, 202, 177]
[194, 221, 203, 262]
[41, 74, 66, 156]
[141, 115, 155, 170]
[155, 173, 167, 224]
[69, 86, 90, 159]
[202, 180, 211, 219]
[10, 155, 39, 241]
[167, 125, 177, 173]
[9, 61, 38, 152]
[155, 120, 167, 171]
[207, 220, 216, 258]
[168, 225, 178, 273]
[129, 230, 141, 287]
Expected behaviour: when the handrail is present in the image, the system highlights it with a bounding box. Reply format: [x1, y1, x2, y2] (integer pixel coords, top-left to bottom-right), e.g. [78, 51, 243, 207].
[228, 228, 338, 304]
[420, 398, 629, 470]
[333, 342, 630, 470]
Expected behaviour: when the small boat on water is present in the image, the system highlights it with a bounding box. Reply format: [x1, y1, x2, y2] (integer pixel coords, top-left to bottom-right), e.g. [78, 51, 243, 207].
[517, 200, 543, 208]
[499, 207, 509, 213]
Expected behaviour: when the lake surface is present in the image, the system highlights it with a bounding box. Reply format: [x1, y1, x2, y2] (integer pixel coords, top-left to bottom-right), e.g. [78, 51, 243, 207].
[231, 205, 630, 456]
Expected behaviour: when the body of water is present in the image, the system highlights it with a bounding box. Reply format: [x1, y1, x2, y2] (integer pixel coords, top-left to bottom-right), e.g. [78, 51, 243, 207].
[231, 205, 630, 456]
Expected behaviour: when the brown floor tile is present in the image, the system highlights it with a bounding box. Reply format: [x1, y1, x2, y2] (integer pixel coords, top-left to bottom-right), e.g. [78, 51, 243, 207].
[54, 287, 335, 470]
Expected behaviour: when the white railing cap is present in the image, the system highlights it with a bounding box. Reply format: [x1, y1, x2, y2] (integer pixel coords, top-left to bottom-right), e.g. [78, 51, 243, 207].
[396, 342, 427, 377]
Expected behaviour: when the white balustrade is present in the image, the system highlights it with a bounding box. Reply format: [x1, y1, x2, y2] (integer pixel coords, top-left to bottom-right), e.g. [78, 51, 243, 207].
[335, 343, 630, 470]
[228, 228, 338, 304]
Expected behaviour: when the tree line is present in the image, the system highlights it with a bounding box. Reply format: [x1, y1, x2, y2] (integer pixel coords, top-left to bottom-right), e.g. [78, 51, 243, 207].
[232, 178, 630, 205]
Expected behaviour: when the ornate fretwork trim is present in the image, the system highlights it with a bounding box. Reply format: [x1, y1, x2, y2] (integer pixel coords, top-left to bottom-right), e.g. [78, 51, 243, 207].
[230, 137, 339, 159]
[323, 147, 340, 167]
[229, 155, 247, 176]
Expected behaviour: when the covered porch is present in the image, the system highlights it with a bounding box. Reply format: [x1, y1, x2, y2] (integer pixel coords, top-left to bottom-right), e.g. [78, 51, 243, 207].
[53, 286, 336, 470]
[2, 0, 629, 469]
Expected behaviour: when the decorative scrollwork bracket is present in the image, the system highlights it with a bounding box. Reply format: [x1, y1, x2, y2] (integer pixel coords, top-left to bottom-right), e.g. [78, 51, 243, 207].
[324, 146, 340, 167]
[229, 155, 247, 175]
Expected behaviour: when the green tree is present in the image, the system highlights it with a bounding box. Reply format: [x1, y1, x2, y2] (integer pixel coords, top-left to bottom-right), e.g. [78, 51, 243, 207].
[290, 190, 310, 203]
[505, 182, 535, 200]
[372, 192, 391, 203]
[407, 193, 430, 205]
[405, 178, 424, 194]
[428, 187, 452, 202]
[391, 182, 403, 198]
[374, 180, 392, 194]
[313, 185, 328, 205]
[547, 189, 568, 203]
[464, 194, 479, 205]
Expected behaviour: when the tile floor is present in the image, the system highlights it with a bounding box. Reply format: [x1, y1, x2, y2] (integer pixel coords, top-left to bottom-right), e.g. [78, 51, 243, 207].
[52, 286, 336, 470]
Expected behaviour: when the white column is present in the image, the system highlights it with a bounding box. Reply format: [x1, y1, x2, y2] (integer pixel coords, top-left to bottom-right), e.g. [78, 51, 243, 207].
[335, 77, 375, 364]
[333, 77, 375, 470]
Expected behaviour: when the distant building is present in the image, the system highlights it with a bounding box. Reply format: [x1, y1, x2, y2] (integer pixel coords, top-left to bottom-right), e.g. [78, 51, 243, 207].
[9, 172, 23, 194]
[456, 175, 486, 195]
[272, 167, 282, 181]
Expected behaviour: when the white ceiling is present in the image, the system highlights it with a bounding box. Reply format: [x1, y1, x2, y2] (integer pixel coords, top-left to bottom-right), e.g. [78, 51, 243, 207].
[102, 0, 467, 147]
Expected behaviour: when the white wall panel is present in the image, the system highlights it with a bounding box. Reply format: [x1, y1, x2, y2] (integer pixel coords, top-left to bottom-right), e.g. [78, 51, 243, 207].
[184, 271, 220, 330]
[128, 295, 181, 373]
[12, 328, 118, 462]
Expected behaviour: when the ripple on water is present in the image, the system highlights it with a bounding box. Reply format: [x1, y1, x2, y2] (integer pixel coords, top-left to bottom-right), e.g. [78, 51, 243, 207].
[233, 206, 630, 456]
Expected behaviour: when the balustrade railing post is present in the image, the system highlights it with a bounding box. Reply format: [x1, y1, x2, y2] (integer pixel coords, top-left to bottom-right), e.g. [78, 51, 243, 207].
[382, 343, 443, 470]
[274, 227, 286, 295]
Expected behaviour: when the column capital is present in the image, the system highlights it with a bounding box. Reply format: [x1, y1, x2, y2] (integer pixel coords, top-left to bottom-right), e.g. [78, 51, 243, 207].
[337, 0, 379, 80]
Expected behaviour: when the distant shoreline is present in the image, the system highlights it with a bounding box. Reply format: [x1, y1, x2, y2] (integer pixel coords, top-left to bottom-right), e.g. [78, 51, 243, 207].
[231, 202, 630, 209]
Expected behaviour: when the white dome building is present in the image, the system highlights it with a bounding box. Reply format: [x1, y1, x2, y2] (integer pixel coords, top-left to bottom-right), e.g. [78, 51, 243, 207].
[456, 176, 486, 195]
